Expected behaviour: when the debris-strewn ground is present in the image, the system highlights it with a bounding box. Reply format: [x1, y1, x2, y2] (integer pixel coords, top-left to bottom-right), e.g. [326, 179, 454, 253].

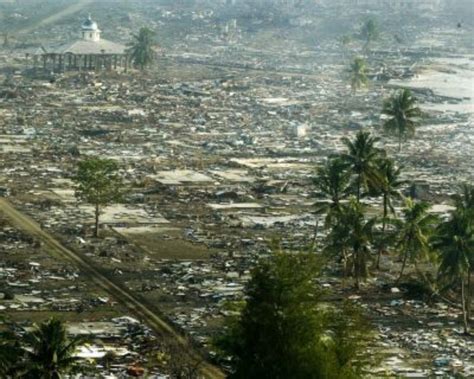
[0, 1, 473, 377]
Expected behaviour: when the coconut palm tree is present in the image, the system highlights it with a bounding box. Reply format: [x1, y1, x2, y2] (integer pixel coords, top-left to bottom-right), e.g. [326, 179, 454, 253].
[128, 27, 156, 70]
[341, 130, 383, 203]
[433, 184, 474, 334]
[21, 318, 86, 379]
[350, 57, 368, 94]
[327, 198, 376, 289]
[382, 89, 422, 152]
[395, 198, 437, 283]
[375, 158, 404, 268]
[313, 156, 351, 228]
[360, 18, 378, 51]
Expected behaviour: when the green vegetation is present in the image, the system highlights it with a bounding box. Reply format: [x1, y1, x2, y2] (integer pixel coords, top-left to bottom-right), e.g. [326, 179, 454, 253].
[73, 158, 123, 237]
[128, 27, 157, 70]
[350, 57, 368, 93]
[218, 252, 372, 378]
[382, 89, 422, 151]
[361, 18, 379, 49]
[394, 198, 437, 283]
[341, 130, 382, 202]
[433, 184, 474, 334]
[0, 318, 86, 378]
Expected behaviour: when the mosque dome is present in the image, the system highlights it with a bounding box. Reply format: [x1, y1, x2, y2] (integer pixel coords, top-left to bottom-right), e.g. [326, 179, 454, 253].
[82, 14, 99, 31]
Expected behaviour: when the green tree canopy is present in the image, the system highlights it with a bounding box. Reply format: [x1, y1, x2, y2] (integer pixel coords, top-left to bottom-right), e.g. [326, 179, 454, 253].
[21, 318, 86, 379]
[360, 18, 379, 48]
[433, 184, 474, 334]
[128, 27, 156, 70]
[382, 89, 422, 151]
[218, 252, 372, 378]
[350, 57, 368, 93]
[395, 198, 437, 283]
[73, 158, 123, 237]
[341, 130, 383, 202]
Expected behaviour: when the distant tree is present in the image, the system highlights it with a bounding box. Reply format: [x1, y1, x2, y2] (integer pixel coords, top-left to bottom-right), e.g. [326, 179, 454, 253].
[350, 57, 368, 93]
[327, 198, 376, 290]
[433, 184, 474, 334]
[395, 198, 437, 283]
[128, 27, 156, 70]
[382, 89, 422, 152]
[73, 158, 123, 237]
[21, 318, 86, 379]
[375, 158, 404, 269]
[218, 252, 371, 378]
[313, 156, 351, 228]
[341, 131, 383, 203]
[360, 18, 379, 49]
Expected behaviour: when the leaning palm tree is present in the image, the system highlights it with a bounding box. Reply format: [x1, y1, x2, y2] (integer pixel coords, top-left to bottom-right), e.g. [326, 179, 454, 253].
[341, 130, 383, 203]
[382, 89, 422, 152]
[395, 198, 437, 283]
[313, 156, 351, 228]
[350, 57, 368, 94]
[375, 158, 404, 268]
[21, 318, 86, 379]
[127, 27, 156, 70]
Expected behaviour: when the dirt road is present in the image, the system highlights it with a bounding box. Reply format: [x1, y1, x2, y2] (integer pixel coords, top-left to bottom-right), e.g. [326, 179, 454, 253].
[0, 198, 225, 379]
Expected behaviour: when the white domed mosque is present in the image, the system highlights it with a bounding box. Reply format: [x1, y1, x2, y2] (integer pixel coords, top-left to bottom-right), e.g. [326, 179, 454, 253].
[37, 14, 128, 72]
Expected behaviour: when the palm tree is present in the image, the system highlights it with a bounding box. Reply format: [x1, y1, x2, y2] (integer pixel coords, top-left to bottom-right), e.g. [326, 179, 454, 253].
[127, 27, 156, 70]
[361, 19, 378, 50]
[21, 318, 86, 379]
[350, 57, 368, 94]
[433, 184, 474, 334]
[327, 198, 376, 290]
[382, 89, 422, 152]
[341, 130, 383, 203]
[395, 198, 437, 283]
[0, 330, 22, 377]
[375, 158, 404, 268]
[313, 156, 351, 227]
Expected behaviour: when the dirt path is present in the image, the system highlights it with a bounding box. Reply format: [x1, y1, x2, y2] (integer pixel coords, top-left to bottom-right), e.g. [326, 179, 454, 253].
[15, 0, 96, 35]
[0, 198, 225, 379]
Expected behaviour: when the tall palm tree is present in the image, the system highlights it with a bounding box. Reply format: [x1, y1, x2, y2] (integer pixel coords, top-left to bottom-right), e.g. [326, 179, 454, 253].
[326, 198, 376, 289]
[127, 27, 156, 70]
[350, 57, 368, 94]
[313, 156, 351, 228]
[382, 89, 422, 152]
[361, 19, 378, 50]
[375, 158, 404, 268]
[341, 130, 383, 203]
[395, 198, 437, 283]
[433, 184, 474, 334]
[21, 318, 86, 379]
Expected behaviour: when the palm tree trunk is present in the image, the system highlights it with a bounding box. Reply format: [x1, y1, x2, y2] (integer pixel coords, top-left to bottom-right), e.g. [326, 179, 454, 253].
[94, 203, 100, 238]
[397, 250, 408, 284]
[354, 248, 360, 290]
[468, 270, 472, 322]
[356, 174, 361, 203]
[310, 220, 319, 253]
[461, 277, 469, 334]
[377, 195, 388, 269]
